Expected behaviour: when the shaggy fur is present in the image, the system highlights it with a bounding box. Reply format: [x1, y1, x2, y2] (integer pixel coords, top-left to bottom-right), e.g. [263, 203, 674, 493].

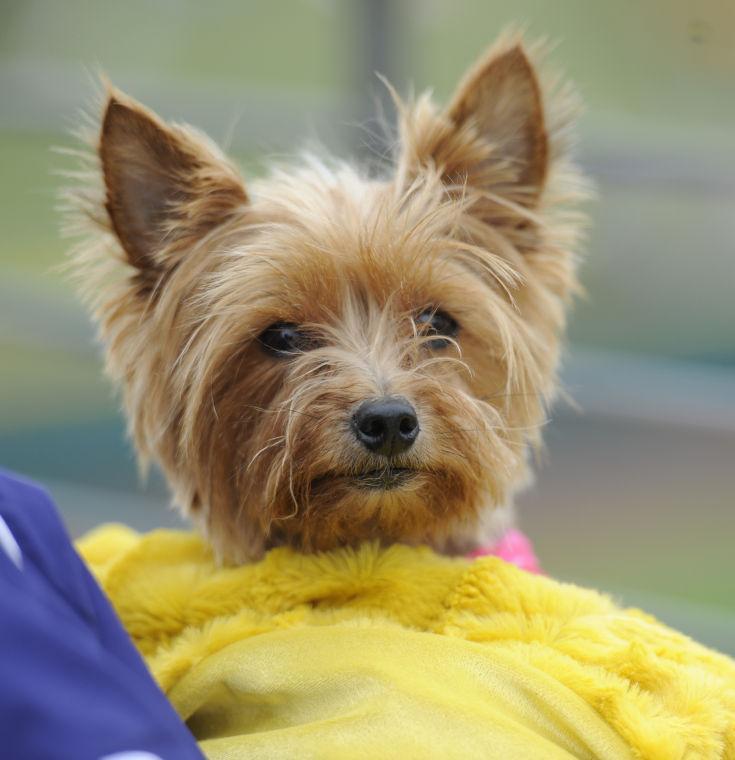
[65, 34, 588, 562]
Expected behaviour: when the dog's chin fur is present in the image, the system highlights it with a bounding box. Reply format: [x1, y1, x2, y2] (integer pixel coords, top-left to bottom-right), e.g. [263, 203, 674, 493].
[64, 32, 589, 564]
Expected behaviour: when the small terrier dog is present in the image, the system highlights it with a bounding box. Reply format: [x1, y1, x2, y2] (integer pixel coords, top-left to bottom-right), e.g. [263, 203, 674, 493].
[67, 34, 587, 563]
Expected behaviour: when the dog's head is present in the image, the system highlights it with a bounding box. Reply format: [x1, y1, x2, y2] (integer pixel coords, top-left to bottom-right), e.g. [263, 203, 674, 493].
[68, 36, 587, 561]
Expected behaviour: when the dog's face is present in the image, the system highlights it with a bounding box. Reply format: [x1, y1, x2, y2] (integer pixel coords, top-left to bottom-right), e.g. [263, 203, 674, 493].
[69, 37, 586, 561]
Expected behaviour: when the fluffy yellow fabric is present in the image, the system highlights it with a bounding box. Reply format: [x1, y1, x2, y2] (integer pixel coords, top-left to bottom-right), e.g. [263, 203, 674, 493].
[77, 525, 735, 759]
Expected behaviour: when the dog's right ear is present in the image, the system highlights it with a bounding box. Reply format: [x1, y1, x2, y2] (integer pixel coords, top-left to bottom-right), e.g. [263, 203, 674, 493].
[99, 88, 247, 273]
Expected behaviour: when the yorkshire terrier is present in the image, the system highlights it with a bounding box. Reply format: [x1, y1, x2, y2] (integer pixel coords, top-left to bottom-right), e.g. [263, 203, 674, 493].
[66, 33, 587, 563]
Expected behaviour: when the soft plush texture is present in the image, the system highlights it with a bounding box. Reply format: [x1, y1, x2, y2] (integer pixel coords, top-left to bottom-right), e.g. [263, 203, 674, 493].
[77, 525, 735, 759]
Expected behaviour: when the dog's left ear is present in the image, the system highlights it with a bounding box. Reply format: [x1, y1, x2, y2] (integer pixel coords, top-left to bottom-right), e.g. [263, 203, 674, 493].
[99, 87, 247, 275]
[398, 41, 548, 208]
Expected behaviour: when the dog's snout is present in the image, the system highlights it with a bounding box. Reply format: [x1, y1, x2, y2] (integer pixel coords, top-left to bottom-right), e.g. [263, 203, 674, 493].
[352, 397, 419, 457]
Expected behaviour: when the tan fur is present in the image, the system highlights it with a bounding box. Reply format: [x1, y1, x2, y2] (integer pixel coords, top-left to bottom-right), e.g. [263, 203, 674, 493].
[64, 35, 589, 563]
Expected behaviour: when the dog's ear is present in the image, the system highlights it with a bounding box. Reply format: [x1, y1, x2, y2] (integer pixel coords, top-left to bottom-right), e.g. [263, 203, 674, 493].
[398, 41, 548, 208]
[99, 88, 247, 272]
[448, 43, 547, 197]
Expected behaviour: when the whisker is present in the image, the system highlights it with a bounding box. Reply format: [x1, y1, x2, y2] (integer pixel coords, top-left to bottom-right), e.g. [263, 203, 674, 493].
[241, 404, 322, 423]
[245, 436, 286, 471]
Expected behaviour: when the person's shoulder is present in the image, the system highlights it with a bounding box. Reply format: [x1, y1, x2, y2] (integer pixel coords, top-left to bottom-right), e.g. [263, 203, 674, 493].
[0, 469, 78, 582]
[0, 469, 63, 537]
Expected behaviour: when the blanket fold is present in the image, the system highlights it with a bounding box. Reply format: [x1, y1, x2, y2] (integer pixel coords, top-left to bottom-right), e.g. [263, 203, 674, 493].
[77, 525, 735, 759]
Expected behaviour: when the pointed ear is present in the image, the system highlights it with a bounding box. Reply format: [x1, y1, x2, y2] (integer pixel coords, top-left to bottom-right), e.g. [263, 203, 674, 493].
[449, 44, 547, 196]
[399, 42, 548, 208]
[99, 88, 247, 272]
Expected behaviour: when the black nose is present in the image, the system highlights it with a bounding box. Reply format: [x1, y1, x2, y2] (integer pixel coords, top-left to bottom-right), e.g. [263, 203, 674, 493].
[352, 397, 420, 457]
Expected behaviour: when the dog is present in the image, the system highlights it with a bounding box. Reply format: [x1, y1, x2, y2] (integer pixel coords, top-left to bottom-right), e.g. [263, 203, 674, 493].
[66, 33, 588, 563]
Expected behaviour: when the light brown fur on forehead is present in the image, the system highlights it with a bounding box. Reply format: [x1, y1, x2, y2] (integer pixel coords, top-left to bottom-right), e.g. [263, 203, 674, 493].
[64, 33, 589, 562]
[202, 165, 516, 321]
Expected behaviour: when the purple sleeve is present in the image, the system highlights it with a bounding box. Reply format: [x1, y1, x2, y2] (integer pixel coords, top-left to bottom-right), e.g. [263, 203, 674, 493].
[0, 470, 204, 760]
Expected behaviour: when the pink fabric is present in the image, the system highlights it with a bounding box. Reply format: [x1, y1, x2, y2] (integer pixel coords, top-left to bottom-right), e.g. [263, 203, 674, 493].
[467, 528, 542, 574]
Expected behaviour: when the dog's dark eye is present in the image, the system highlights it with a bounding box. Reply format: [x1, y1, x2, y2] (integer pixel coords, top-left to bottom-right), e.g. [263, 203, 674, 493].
[415, 308, 458, 349]
[258, 322, 313, 357]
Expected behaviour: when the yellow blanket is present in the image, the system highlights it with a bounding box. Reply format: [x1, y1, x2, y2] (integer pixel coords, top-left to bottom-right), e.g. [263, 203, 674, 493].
[78, 525, 735, 759]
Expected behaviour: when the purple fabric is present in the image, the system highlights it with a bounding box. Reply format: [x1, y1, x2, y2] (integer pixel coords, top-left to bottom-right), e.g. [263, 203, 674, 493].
[0, 469, 203, 760]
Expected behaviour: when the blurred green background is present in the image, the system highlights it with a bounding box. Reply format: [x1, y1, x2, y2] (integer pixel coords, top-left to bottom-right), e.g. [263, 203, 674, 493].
[1, 1, 733, 651]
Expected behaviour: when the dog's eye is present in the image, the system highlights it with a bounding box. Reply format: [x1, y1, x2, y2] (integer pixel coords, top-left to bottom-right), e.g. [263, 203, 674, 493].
[258, 322, 313, 357]
[415, 308, 458, 349]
